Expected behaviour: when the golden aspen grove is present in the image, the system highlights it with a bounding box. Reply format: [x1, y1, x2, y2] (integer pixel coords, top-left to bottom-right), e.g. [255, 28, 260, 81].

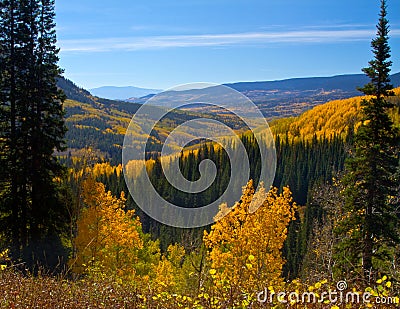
[70, 177, 143, 280]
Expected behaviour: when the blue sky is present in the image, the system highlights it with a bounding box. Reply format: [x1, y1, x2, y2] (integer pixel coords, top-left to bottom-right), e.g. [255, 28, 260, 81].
[56, 0, 400, 90]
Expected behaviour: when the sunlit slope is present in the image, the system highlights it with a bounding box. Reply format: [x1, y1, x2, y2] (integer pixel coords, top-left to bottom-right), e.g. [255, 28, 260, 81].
[64, 99, 134, 159]
[63, 98, 253, 160]
[270, 88, 400, 140]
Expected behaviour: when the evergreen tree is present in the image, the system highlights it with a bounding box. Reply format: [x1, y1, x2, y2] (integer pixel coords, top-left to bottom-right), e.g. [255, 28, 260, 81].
[29, 0, 67, 242]
[0, 0, 67, 267]
[336, 0, 399, 281]
[0, 0, 32, 255]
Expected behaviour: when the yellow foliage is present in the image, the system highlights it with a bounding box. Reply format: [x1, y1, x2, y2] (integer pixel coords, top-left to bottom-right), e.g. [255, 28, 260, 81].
[203, 180, 296, 295]
[0, 249, 9, 271]
[91, 162, 123, 178]
[167, 243, 186, 268]
[153, 256, 175, 291]
[270, 87, 400, 141]
[70, 177, 143, 280]
[153, 243, 186, 293]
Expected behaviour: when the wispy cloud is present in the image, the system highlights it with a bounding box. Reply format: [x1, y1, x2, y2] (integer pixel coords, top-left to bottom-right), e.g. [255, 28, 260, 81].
[59, 28, 400, 53]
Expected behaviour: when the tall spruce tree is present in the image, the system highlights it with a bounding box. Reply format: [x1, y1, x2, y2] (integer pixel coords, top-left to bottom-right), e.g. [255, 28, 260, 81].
[0, 0, 67, 267]
[336, 0, 399, 282]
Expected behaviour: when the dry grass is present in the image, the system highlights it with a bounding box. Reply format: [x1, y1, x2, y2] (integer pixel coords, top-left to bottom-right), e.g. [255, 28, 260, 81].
[0, 269, 143, 308]
[1, 269, 399, 308]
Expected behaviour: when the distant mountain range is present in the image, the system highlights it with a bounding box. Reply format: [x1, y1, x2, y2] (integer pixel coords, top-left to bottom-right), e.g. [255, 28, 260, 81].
[226, 73, 399, 93]
[59, 72, 400, 120]
[89, 86, 162, 100]
[85, 73, 400, 112]
[128, 73, 400, 118]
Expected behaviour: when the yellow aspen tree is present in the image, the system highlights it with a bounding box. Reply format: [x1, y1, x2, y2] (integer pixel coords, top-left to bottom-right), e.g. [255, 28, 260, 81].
[203, 180, 296, 298]
[152, 243, 186, 293]
[153, 255, 175, 292]
[70, 177, 143, 280]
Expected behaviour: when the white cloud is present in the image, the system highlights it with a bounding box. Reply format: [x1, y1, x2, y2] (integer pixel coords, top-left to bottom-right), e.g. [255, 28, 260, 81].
[59, 28, 400, 53]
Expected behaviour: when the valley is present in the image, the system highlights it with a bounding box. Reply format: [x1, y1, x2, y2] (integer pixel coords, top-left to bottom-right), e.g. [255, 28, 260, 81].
[59, 76, 400, 161]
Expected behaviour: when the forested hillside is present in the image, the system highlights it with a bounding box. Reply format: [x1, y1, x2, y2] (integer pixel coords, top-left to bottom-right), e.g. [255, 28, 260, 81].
[73, 86, 400, 277]
[62, 95, 249, 163]
[270, 87, 400, 139]
[60, 74, 400, 164]
[60, 75, 400, 263]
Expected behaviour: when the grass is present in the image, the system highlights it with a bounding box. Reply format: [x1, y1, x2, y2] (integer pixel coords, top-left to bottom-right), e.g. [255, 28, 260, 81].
[2, 268, 400, 308]
[0, 269, 143, 308]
